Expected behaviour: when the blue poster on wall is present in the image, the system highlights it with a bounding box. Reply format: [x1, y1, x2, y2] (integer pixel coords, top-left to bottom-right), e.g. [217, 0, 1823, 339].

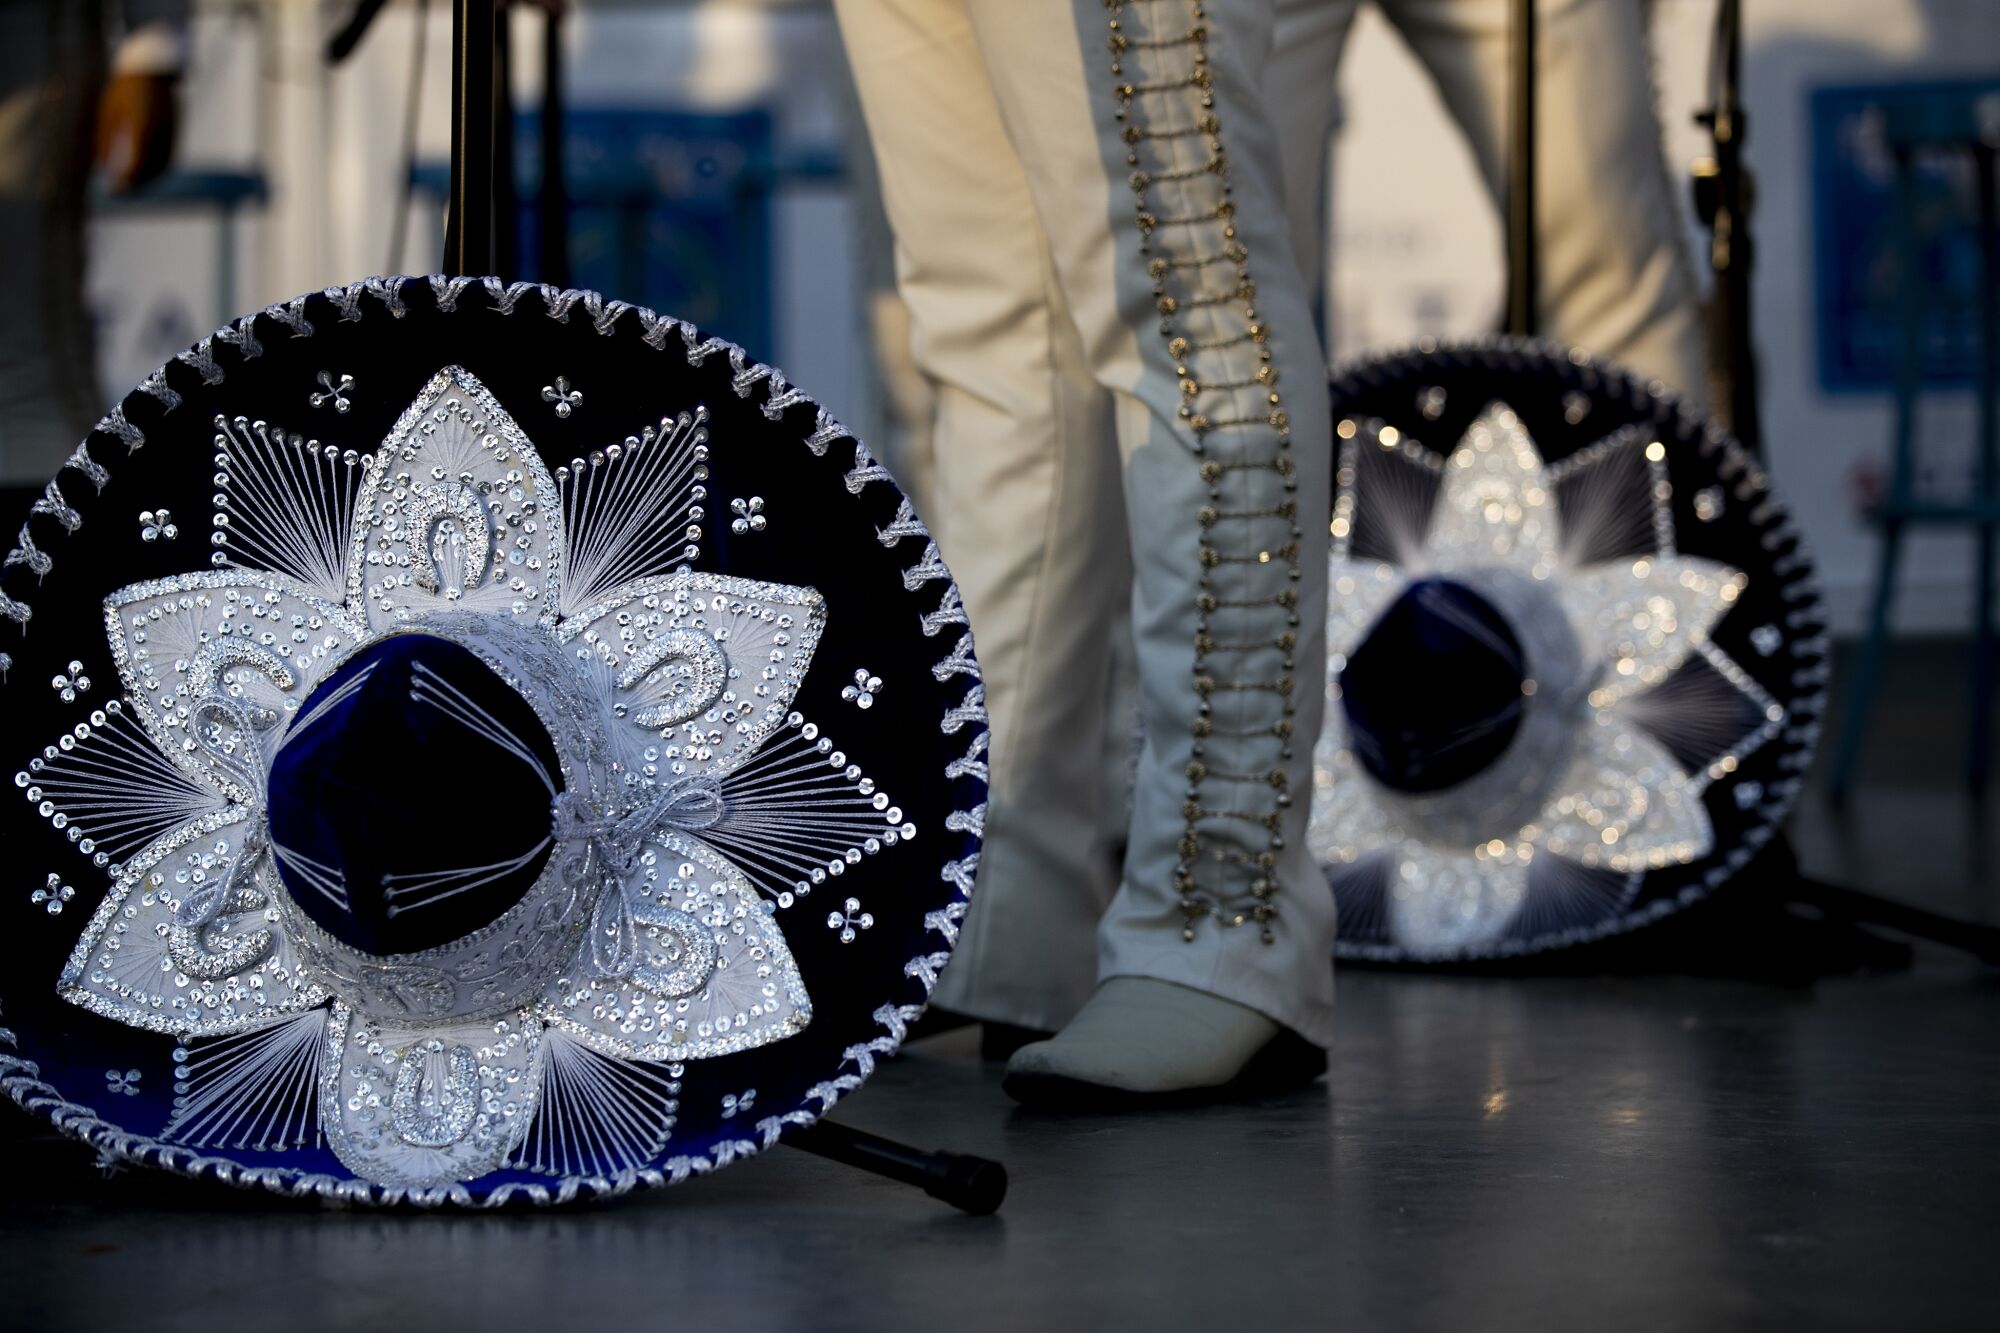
[1810, 78, 1999, 394]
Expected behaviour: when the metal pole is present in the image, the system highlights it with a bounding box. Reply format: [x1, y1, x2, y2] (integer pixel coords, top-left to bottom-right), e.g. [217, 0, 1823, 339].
[443, 0, 496, 277]
[1691, 0, 1760, 449]
[539, 5, 570, 287]
[492, 7, 518, 280]
[1703, 0, 1760, 454]
[1503, 0, 1537, 338]
[1790, 876, 2000, 966]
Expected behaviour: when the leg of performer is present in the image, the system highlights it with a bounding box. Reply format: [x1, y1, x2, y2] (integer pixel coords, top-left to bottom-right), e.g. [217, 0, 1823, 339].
[1382, 0, 1708, 399]
[838, 75, 939, 521]
[834, 0, 1130, 1037]
[955, 0, 1337, 1098]
[1050, 0, 1356, 977]
[1268, 0, 1362, 337]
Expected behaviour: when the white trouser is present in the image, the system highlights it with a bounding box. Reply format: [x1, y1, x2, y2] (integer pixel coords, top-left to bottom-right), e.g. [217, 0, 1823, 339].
[835, 0, 1340, 1045]
[1272, 0, 1707, 399]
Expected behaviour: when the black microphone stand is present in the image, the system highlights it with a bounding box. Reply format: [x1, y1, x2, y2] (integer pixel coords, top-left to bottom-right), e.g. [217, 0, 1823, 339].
[1691, 0, 1759, 454]
[1502, 0, 1536, 338]
[334, 0, 1008, 1211]
[441, 0, 496, 274]
[537, 3, 569, 287]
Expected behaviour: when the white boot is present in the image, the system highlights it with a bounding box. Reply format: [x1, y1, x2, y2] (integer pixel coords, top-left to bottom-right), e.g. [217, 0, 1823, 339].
[1002, 978, 1324, 1108]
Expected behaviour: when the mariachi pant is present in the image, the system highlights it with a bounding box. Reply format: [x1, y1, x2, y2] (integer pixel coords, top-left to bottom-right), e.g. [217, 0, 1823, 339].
[835, 0, 1339, 1045]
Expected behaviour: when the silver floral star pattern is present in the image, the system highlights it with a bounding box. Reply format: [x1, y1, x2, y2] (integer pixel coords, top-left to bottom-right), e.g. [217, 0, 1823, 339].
[50, 661, 90, 702]
[31, 873, 74, 914]
[541, 375, 581, 419]
[310, 371, 354, 413]
[840, 668, 882, 710]
[826, 897, 873, 942]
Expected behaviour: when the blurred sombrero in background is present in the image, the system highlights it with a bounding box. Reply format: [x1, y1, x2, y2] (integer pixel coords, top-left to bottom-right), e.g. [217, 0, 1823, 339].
[0, 277, 986, 1204]
[1310, 339, 1829, 962]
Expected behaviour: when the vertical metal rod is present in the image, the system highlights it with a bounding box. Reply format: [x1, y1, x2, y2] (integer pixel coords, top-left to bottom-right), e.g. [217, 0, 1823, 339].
[444, 0, 496, 277]
[539, 5, 569, 288]
[493, 7, 519, 280]
[1711, 0, 1760, 454]
[1503, 0, 1537, 337]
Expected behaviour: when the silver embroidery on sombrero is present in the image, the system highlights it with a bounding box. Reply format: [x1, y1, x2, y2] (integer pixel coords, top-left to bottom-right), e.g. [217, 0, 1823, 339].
[539, 832, 811, 1062]
[555, 568, 827, 791]
[346, 366, 567, 630]
[210, 416, 373, 606]
[553, 405, 710, 619]
[101, 571, 369, 805]
[57, 806, 327, 1038]
[1310, 405, 1779, 956]
[25, 364, 919, 1191]
[320, 1003, 546, 1190]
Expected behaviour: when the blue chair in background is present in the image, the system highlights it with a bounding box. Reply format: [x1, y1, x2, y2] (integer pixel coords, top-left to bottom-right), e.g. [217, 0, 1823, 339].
[1829, 89, 2000, 801]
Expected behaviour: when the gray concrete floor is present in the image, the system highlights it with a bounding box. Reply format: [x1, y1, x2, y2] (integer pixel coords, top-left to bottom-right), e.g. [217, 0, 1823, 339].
[1, 641, 1995, 1332]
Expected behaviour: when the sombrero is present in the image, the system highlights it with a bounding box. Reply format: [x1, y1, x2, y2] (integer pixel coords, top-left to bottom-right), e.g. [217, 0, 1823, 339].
[1310, 339, 1828, 961]
[0, 277, 987, 1204]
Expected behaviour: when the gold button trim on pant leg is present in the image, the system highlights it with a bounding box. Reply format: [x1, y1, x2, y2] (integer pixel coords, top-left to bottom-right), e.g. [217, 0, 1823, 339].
[1149, 252, 1235, 276]
[1204, 633, 1300, 654]
[1133, 156, 1229, 186]
[1123, 115, 1222, 144]
[1199, 367, 1279, 392]
[1187, 327, 1265, 353]
[1204, 501, 1299, 522]
[1197, 766, 1291, 785]
[1134, 205, 1236, 232]
[1107, 0, 1306, 945]
[1108, 27, 1208, 55]
[1115, 71, 1214, 98]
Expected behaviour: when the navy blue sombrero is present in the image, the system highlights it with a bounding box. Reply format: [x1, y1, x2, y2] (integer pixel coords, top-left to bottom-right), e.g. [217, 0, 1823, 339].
[1311, 339, 1828, 961]
[0, 278, 986, 1204]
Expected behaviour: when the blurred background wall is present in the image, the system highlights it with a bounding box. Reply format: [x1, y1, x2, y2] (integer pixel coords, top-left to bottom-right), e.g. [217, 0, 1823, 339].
[82, 0, 2000, 635]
